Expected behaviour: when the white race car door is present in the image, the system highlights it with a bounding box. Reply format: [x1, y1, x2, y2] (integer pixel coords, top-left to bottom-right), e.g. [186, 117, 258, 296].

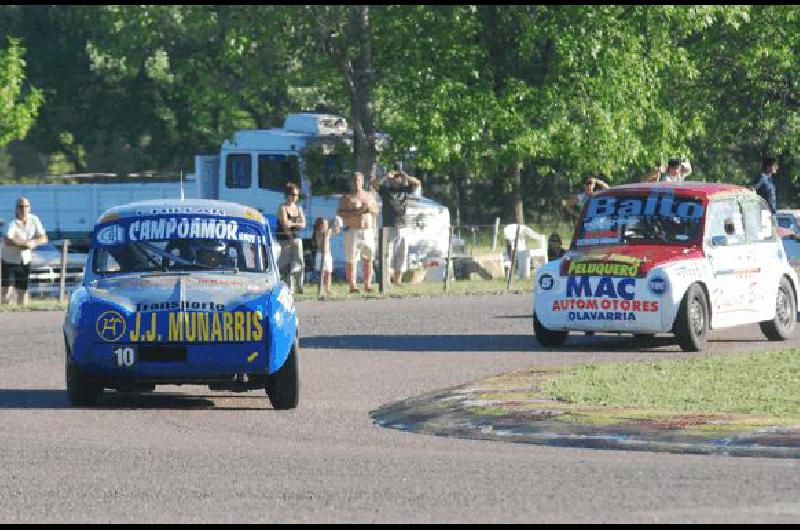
[704, 197, 755, 324]
[740, 196, 782, 317]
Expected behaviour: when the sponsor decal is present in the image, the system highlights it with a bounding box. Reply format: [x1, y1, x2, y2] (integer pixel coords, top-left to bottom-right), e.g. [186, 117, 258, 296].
[135, 301, 226, 312]
[127, 310, 264, 343]
[539, 273, 554, 290]
[94, 216, 268, 247]
[586, 193, 704, 221]
[567, 254, 642, 278]
[566, 276, 636, 300]
[96, 311, 127, 342]
[649, 275, 668, 295]
[552, 299, 660, 313]
[557, 275, 659, 322]
[97, 225, 125, 246]
[673, 265, 704, 281]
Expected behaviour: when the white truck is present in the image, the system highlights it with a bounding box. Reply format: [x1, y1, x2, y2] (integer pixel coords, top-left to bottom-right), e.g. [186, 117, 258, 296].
[0, 113, 451, 278]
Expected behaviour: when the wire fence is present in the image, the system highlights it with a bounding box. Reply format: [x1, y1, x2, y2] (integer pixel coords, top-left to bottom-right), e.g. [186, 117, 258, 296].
[301, 218, 576, 297]
[0, 239, 78, 304]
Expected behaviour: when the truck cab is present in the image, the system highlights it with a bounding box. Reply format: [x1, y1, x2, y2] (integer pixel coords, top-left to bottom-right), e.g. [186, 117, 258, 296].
[193, 113, 450, 278]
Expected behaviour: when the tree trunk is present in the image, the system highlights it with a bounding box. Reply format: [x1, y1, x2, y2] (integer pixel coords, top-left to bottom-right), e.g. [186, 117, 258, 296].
[349, 6, 376, 182]
[316, 6, 376, 184]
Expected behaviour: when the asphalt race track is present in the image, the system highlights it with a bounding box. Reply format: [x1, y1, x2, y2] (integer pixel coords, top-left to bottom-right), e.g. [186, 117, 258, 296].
[1, 293, 798, 523]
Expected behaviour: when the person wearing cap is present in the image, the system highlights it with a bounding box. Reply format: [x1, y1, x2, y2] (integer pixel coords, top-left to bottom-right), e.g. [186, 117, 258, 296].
[2, 197, 48, 305]
[641, 158, 692, 183]
[659, 158, 692, 182]
[752, 157, 778, 214]
[547, 233, 566, 262]
[379, 162, 421, 286]
[564, 175, 610, 221]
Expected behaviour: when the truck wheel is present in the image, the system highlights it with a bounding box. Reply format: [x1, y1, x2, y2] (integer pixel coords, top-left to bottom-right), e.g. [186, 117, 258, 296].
[533, 313, 568, 347]
[760, 277, 797, 341]
[266, 338, 300, 410]
[674, 283, 709, 352]
[65, 352, 102, 407]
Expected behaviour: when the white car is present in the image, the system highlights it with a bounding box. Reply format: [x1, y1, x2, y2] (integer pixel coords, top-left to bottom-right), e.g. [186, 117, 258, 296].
[533, 182, 798, 351]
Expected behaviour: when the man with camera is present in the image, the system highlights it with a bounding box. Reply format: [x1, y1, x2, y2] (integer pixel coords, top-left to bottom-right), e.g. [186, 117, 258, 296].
[564, 175, 610, 221]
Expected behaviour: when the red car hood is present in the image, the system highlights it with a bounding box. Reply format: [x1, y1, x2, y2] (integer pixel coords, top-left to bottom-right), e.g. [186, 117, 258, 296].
[562, 244, 704, 277]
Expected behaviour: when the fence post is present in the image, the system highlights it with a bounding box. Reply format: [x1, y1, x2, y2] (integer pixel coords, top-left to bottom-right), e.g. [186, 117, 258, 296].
[317, 228, 331, 297]
[443, 225, 452, 293]
[379, 227, 389, 294]
[507, 224, 520, 290]
[59, 239, 70, 303]
[492, 217, 501, 252]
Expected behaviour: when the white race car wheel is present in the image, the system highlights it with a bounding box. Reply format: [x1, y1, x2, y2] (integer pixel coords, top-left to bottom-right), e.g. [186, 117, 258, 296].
[760, 276, 797, 341]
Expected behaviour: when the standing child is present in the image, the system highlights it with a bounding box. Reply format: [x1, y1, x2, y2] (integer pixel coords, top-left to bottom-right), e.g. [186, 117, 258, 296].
[313, 217, 340, 296]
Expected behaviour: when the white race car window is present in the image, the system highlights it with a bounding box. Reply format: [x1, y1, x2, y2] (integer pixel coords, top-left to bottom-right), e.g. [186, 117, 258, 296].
[742, 198, 775, 242]
[706, 199, 745, 244]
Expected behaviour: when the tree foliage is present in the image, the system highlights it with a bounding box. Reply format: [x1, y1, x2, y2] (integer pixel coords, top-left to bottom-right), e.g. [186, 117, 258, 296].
[0, 37, 42, 146]
[2, 5, 800, 216]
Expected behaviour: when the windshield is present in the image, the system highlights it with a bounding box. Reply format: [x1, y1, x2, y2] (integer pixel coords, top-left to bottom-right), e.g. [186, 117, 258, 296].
[777, 216, 796, 230]
[91, 215, 270, 275]
[577, 192, 705, 246]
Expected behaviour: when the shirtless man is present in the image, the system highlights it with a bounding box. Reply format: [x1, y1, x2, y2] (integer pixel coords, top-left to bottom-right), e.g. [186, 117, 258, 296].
[337, 172, 379, 293]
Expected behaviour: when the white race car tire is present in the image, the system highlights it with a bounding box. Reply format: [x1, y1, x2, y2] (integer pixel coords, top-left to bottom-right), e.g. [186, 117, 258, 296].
[533, 312, 568, 347]
[760, 276, 797, 341]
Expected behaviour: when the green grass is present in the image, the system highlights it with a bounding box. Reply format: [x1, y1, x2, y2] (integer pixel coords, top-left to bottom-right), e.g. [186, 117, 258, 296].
[542, 350, 800, 418]
[294, 277, 532, 301]
[0, 300, 68, 312]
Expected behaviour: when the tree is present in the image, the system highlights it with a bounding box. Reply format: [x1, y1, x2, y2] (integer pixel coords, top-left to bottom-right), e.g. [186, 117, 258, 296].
[0, 37, 42, 146]
[309, 5, 378, 179]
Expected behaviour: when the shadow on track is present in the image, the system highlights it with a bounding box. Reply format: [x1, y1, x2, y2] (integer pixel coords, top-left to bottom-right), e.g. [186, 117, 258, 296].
[0, 389, 268, 411]
[300, 333, 689, 353]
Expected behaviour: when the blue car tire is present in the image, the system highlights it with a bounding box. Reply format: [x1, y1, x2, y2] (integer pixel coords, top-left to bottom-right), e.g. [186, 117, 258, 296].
[65, 344, 103, 407]
[266, 336, 300, 410]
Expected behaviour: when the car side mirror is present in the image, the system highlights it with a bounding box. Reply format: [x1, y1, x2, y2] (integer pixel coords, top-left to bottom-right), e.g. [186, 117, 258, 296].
[710, 235, 729, 247]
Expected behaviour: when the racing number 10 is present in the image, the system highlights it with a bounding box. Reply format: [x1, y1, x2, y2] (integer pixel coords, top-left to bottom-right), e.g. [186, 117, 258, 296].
[114, 347, 135, 367]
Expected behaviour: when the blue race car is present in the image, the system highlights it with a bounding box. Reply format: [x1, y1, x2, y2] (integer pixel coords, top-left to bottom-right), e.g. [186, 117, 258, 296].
[63, 199, 299, 409]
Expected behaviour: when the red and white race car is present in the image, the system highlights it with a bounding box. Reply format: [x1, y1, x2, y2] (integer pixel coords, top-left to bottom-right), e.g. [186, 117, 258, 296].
[533, 182, 798, 351]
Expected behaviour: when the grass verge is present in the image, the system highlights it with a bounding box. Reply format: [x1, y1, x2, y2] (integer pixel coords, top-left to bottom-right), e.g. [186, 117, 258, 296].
[542, 349, 800, 418]
[0, 300, 68, 313]
[294, 278, 532, 301]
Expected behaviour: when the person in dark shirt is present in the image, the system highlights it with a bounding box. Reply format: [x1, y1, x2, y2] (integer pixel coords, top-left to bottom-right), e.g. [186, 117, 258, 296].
[752, 156, 779, 214]
[378, 163, 421, 285]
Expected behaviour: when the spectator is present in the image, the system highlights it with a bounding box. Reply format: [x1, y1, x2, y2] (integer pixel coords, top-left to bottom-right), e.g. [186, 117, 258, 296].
[641, 158, 693, 183]
[752, 156, 779, 214]
[564, 175, 610, 221]
[276, 183, 306, 293]
[378, 163, 422, 285]
[337, 172, 379, 293]
[313, 216, 342, 296]
[660, 158, 692, 182]
[547, 233, 566, 262]
[2, 197, 48, 305]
